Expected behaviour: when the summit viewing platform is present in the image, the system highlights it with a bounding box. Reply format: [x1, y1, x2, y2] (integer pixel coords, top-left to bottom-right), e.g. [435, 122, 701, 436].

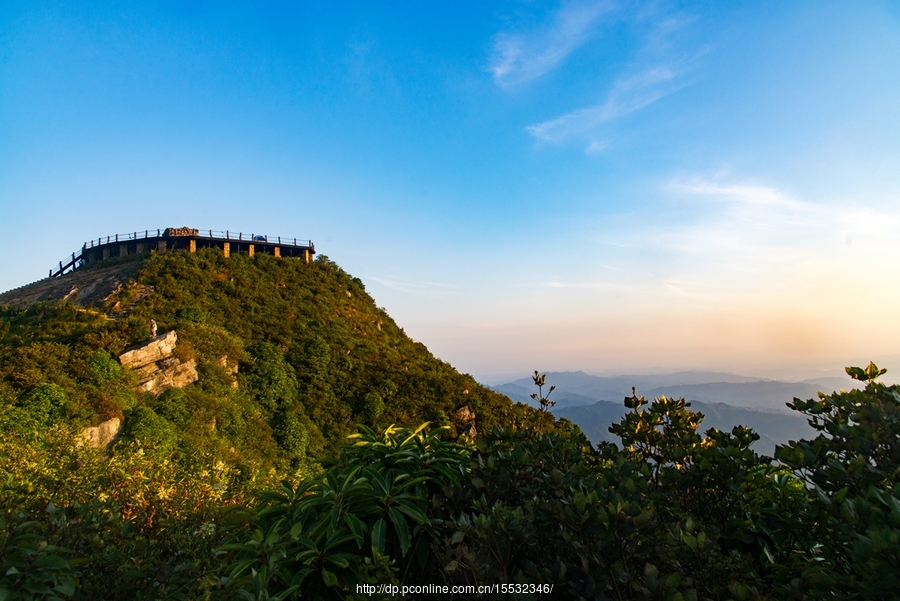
[50, 227, 316, 277]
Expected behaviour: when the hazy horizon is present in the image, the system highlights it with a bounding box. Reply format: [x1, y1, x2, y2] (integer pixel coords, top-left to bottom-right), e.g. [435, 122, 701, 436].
[3, 1, 899, 381]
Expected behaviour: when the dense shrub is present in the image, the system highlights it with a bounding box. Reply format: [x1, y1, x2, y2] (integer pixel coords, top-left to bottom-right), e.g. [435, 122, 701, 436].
[224, 365, 900, 600]
[4, 251, 900, 598]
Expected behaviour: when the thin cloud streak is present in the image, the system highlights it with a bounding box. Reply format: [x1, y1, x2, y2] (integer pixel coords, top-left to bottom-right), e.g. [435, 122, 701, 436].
[635, 177, 900, 304]
[669, 179, 808, 210]
[489, 0, 614, 87]
[573, 175, 900, 312]
[367, 276, 456, 295]
[527, 67, 681, 144]
[665, 177, 900, 242]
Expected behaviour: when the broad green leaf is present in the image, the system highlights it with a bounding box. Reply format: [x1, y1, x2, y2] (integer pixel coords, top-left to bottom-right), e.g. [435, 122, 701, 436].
[372, 518, 386, 555]
[389, 507, 411, 556]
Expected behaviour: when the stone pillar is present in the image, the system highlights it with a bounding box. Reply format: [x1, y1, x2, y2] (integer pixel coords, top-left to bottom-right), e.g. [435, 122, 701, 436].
[119, 243, 127, 257]
[248, 244, 255, 257]
[222, 242, 230, 258]
[274, 246, 281, 258]
[304, 249, 310, 263]
[189, 239, 196, 253]
[157, 240, 167, 252]
[102, 247, 110, 260]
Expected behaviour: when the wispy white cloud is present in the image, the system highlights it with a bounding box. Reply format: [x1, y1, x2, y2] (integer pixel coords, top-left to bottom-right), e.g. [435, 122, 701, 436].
[527, 67, 681, 144]
[668, 178, 808, 210]
[489, 0, 614, 87]
[518, 3, 702, 150]
[585, 139, 610, 154]
[367, 276, 455, 295]
[582, 174, 900, 309]
[643, 176, 900, 279]
[666, 176, 899, 240]
[544, 281, 609, 289]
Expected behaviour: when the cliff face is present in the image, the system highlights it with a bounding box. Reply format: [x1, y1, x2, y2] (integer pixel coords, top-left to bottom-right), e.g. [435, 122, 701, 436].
[118, 330, 198, 395]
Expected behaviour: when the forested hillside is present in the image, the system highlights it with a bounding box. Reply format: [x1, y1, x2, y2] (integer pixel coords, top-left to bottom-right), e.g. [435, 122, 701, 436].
[0, 249, 528, 477]
[1, 250, 898, 600]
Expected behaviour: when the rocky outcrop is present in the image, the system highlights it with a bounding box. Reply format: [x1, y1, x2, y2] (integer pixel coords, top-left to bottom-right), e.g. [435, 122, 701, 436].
[118, 330, 198, 395]
[218, 355, 239, 388]
[0, 260, 143, 309]
[452, 405, 477, 439]
[119, 331, 178, 367]
[82, 417, 122, 448]
[136, 358, 199, 394]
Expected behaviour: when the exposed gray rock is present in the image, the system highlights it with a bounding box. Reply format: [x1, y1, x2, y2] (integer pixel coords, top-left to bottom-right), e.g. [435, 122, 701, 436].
[118, 330, 198, 395]
[81, 417, 122, 449]
[453, 405, 477, 439]
[218, 355, 239, 388]
[119, 331, 179, 369]
[217, 355, 238, 375]
[138, 358, 198, 394]
[0, 260, 143, 309]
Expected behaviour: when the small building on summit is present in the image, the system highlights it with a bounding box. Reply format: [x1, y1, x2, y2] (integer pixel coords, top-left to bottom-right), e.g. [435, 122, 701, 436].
[51, 227, 316, 277]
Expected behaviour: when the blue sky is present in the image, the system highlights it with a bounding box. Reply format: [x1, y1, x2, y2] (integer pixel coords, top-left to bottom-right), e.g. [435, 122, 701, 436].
[2, 1, 899, 382]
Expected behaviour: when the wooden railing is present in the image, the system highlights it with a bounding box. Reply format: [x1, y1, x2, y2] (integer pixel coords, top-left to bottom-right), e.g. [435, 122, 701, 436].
[82, 229, 312, 249]
[50, 229, 314, 278]
[50, 248, 83, 278]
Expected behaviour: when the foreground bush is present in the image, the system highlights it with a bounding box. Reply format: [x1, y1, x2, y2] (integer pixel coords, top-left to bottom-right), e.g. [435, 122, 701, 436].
[3, 364, 898, 599]
[0, 424, 256, 600]
[226, 364, 900, 600]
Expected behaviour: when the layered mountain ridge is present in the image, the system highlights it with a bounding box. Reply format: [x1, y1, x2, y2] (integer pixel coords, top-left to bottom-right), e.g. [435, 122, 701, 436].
[493, 370, 860, 453]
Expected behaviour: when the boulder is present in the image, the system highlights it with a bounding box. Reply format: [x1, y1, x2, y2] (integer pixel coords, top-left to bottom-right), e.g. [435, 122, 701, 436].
[452, 405, 477, 439]
[118, 330, 199, 395]
[119, 331, 178, 369]
[81, 417, 122, 448]
[217, 355, 238, 375]
[138, 358, 198, 394]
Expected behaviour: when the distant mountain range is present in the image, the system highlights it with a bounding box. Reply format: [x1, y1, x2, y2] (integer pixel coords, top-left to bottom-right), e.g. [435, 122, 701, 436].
[492, 370, 858, 454]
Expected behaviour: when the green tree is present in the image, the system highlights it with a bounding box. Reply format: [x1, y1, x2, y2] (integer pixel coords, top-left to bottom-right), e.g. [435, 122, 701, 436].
[244, 342, 299, 414]
[123, 405, 181, 452]
[13, 383, 69, 429]
[773, 363, 900, 599]
[86, 350, 122, 384]
[359, 392, 385, 424]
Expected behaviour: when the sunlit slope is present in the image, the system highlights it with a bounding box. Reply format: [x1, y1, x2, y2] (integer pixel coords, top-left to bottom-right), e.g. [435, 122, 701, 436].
[0, 249, 520, 473]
